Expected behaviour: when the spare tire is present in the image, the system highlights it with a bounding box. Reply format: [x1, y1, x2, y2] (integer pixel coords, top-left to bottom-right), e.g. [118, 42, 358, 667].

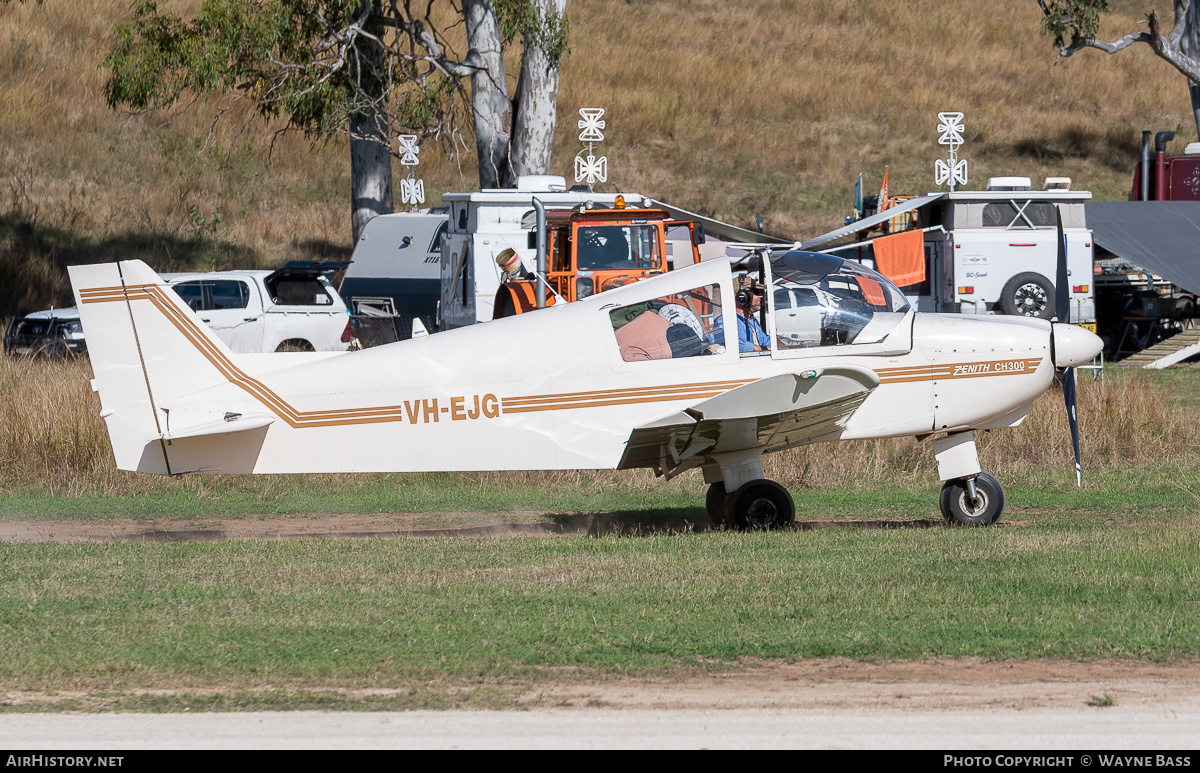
[998, 272, 1055, 320]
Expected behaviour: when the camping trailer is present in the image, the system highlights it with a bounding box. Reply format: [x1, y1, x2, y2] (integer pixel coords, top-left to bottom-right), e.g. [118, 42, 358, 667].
[339, 208, 449, 344]
[804, 177, 1096, 329]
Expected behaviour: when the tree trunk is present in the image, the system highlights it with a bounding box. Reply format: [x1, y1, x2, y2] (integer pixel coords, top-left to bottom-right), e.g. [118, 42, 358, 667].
[510, 0, 566, 179]
[350, 110, 394, 243]
[464, 0, 513, 188]
[349, 6, 393, 242]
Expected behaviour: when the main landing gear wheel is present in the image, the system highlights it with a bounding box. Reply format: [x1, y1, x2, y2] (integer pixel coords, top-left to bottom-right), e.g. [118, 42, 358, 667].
[705, 482, 729, 527]
[730, 480, 796, 531]
[939, 472, 1005, 527]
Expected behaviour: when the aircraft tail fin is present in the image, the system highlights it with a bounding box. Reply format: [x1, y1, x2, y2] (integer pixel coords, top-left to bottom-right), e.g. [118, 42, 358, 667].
[69, 260, 243, 474]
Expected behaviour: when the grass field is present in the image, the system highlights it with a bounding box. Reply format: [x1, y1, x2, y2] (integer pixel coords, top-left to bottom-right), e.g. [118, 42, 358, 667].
[1, 519, 1197, 712]
[1, 357, 1198, 712]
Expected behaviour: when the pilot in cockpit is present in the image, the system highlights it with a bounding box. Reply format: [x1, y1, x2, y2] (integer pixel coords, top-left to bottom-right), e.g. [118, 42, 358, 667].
[711, 274, 771, 353]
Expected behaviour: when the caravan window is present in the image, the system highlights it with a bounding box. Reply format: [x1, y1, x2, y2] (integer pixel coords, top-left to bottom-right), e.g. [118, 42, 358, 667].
[982, 201, 1058, 228]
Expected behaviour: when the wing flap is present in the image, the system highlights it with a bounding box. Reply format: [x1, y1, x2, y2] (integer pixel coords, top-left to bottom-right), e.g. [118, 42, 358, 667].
[618, 367, 878, 473]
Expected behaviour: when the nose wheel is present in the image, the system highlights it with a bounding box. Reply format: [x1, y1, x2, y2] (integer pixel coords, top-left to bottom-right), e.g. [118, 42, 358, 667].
[939, 472, 1005, 526]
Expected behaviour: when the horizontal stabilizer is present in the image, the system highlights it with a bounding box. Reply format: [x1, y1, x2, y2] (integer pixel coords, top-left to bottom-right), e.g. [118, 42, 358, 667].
[162, 415, 275, 441]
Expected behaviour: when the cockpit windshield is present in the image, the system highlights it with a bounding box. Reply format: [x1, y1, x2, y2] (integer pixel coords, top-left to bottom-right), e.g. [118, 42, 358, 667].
[769, 250, 910, 348]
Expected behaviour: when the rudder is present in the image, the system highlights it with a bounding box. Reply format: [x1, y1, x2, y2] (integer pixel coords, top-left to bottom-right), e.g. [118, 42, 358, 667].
[70, 260, 239, 474]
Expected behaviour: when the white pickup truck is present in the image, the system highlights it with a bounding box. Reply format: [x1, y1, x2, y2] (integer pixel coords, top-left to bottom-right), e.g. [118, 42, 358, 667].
[163, 264, 353, 353]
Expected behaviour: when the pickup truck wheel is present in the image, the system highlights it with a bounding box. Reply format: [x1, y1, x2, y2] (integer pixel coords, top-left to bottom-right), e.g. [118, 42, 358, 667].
[998, 273, 1055, 320]
[275, 339, 314, 352]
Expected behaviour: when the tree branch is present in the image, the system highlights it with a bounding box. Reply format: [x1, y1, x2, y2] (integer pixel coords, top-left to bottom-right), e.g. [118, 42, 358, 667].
[1061, 27, 1151, 56]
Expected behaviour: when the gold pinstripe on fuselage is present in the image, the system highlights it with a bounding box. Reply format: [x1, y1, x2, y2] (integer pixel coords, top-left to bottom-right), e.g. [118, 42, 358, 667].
[82, 285, 754, 427]
[81, 284, 1044, 427]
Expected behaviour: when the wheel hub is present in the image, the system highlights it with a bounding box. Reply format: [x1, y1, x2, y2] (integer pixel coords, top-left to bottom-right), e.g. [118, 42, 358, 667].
[1015, 284, 1047, 316]
[745, 498, 778, 528]
[956, 489, 989, 516]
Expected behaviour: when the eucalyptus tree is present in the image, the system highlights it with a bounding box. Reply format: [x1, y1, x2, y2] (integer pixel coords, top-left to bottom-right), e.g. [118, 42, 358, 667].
[1038, 1, 1200, 135]
[104, 0, 569, 241]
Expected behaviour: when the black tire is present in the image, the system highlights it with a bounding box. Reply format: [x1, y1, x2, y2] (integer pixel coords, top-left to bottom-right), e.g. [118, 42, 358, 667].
[705, 482, 729, 526]
[998, 273, 1055, 320]
[939, 472, 1005, 527]
[730, 480, 795, 531]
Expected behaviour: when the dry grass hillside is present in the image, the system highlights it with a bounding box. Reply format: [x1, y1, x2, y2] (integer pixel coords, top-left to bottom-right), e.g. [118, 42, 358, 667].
[1, 0, 1196, 316]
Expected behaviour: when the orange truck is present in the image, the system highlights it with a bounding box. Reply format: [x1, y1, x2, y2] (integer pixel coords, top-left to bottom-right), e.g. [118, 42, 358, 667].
[492, 196, 703, 317]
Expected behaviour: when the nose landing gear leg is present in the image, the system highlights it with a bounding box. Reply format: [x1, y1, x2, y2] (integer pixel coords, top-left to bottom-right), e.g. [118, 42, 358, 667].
[934, 431, 1005, 526]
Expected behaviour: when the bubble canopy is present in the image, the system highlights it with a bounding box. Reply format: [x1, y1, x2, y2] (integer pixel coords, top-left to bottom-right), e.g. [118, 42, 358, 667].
[767, 250, 911, 348]
[770, 251, 910, 312]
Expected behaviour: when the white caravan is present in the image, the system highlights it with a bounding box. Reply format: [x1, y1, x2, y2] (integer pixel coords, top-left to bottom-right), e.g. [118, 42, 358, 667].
[804, 177, 1097, 329]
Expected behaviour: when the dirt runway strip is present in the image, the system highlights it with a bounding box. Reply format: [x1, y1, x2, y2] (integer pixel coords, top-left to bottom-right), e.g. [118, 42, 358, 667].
[3, 659, 1199, 747]
[0, 512, 950, 542]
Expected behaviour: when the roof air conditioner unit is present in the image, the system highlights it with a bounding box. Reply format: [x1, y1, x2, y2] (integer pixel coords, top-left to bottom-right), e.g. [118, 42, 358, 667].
[986, 177, 1032, 191]
[516, 175, 568, 193]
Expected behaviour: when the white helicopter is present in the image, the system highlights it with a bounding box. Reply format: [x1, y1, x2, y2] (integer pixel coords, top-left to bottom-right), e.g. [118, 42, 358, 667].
[68, 222, 1100, 529]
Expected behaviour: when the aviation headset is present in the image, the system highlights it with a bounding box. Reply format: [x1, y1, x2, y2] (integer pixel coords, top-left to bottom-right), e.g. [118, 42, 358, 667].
[735, 274, 761, 307]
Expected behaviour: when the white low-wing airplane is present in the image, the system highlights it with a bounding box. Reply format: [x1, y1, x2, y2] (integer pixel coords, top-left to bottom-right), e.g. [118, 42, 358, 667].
[68, 249, 1101, 529]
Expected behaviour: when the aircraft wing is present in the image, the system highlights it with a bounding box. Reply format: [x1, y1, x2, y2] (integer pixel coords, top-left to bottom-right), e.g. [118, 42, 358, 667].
[617, 366, 880, 475]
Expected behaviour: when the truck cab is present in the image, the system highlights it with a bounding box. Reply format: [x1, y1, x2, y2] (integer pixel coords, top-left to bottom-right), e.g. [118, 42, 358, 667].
[438, 178, 647, 330]
[493, 200, 702, 317]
